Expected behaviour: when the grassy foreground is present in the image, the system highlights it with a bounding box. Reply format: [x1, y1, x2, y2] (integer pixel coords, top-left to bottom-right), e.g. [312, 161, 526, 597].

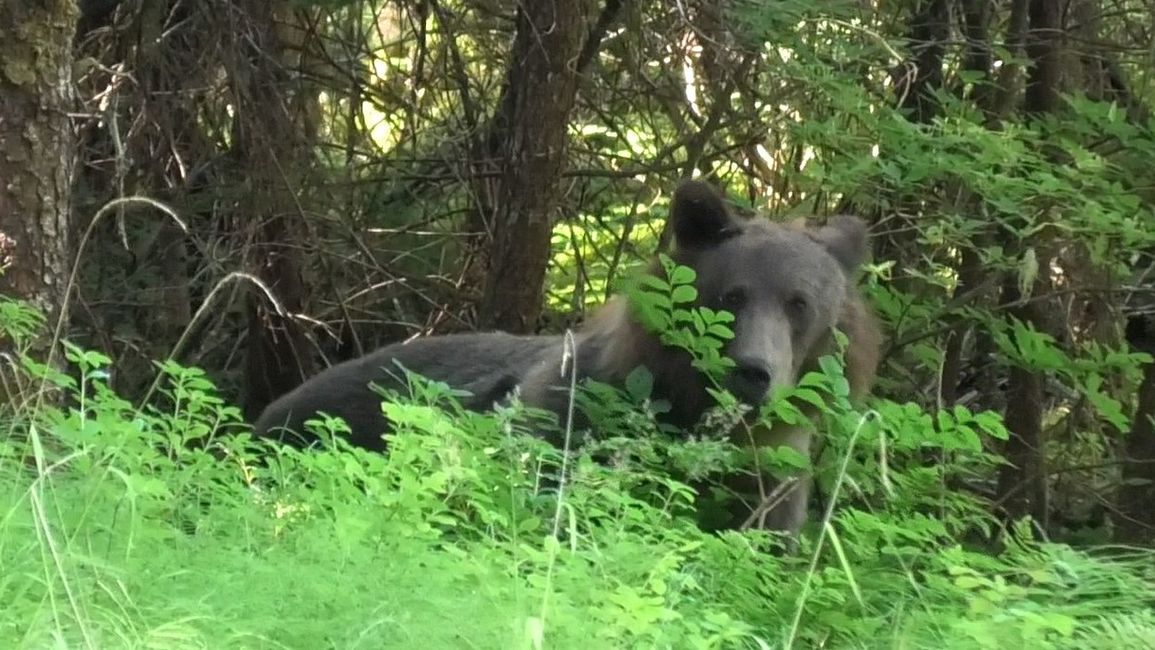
[3, 348, 1155, 649]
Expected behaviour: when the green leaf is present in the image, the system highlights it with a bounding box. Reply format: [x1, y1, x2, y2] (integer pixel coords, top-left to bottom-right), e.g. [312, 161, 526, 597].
[669, 265, 696, 285]
[706, 323, 734, 340]
[625, 366, 654, 402]
[638, 275, 671, 294]
[671, 285, 698, 305]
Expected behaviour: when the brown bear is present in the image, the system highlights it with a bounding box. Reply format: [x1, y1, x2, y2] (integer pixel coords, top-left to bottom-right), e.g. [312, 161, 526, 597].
[253, 179, 882, 540]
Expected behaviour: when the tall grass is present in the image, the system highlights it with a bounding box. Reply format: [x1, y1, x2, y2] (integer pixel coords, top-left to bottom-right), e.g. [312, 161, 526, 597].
[2, 300, 1154, 649]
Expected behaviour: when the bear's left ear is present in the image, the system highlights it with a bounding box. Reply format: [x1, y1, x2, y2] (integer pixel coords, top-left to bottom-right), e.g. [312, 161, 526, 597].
[670, 180, 738, 250]
[811, 215, 871, 273]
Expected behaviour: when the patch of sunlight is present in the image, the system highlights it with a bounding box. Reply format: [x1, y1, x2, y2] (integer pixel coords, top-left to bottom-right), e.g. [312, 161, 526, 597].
[363, 101, 394, 150]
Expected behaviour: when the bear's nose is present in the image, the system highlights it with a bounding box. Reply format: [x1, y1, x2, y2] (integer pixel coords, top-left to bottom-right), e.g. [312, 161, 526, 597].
[730, 359, 773, 404]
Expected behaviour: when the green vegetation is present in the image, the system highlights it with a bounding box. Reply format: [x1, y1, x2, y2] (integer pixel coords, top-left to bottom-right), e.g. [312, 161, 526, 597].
[4, 282, 1154, 648]
[4, 0, 1155, 647]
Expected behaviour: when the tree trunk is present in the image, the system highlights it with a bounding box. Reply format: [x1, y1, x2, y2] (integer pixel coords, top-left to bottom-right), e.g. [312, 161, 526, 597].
[938, 0, 998, 408]
[473, 0, 589, 333]
[850, 0, 950, 283]
[126, 0, 206, 373]
[0, 0, 78, 332]
[995, 0, 1065, 528]
[996, 287, 1052, 525]
[896, 0, 951, 124]
[230, 2, 319, 420]
[1117, 314, 1155, 542]
[1023, 0, 1064, 118]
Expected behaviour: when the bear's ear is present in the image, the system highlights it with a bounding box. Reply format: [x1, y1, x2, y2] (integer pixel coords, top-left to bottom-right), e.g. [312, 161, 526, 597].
[811, 215, 871, 273]
[670, 180, 738, 250]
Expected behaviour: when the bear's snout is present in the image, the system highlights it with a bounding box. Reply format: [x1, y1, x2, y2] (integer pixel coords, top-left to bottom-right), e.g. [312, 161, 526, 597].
[727, 357, 774, 405]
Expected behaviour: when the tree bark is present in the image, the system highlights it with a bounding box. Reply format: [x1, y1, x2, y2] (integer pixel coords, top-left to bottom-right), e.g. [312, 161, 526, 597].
[852, 0, 951, 283]
[1117, 315, 1155, 542]
[995, 0, 1065, 528]
[473, 0, 590, 333]
[1023, 0, 1064, 118]
[939, 0, 998, 408]
[128, 1, 205, 358]
[230, 2, 319, 420]
[896, 0, 951, 124]
[0, 0, 78, 331]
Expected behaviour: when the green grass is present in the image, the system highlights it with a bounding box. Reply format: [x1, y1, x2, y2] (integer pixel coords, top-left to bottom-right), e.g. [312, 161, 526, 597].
[2, 351, 1155, 649]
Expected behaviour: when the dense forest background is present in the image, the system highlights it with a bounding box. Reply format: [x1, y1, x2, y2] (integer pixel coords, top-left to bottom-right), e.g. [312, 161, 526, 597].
[3, 0, 1155, 645]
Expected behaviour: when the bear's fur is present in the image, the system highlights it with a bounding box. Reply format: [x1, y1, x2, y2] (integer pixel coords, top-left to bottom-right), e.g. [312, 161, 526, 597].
[252, 179, 883, 539]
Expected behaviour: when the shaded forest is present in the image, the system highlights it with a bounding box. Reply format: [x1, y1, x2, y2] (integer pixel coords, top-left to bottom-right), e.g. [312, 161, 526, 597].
[4, 0, 1155, 645]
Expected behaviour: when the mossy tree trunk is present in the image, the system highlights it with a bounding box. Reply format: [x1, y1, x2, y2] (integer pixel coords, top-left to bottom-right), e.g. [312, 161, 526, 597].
[0, 0, 78, 332]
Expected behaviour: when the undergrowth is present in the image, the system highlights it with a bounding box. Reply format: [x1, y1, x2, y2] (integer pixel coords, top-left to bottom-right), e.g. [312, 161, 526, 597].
[2, 295, 1155, 650]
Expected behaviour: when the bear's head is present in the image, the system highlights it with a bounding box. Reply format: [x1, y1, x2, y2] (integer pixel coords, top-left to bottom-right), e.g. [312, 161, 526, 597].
[664, 180, 870, 407]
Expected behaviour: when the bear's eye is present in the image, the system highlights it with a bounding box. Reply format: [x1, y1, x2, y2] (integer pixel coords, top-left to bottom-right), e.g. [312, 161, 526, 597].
[720, 288, 748, 311]
[785, 294, 809, 315]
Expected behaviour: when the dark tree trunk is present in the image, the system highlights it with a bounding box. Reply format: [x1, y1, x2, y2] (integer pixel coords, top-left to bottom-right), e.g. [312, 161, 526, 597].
[855, 0, 951, 283]
[129, 1, 206, 357]
[1023, 0, 1064, 118]
[1117, 315, 1155, 543]
[996, 285, 1052, 525]
[230, 2, 318, 420]
[473, 0, 589, 333]
[995, 0, 1065, 528]
[939, 0, 998, 408]
[0, 0, 78, 334]
[896, 0, 951, 124]
[989, 0, 1031, 119]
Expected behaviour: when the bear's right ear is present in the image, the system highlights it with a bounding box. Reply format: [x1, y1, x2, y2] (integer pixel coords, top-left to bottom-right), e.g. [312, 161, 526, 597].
[670, 180, 738, 250]
[810, 215, 871, 273]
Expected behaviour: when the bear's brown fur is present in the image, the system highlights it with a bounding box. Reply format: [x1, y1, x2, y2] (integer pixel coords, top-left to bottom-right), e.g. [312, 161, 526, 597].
[253, 179, 883, 540]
